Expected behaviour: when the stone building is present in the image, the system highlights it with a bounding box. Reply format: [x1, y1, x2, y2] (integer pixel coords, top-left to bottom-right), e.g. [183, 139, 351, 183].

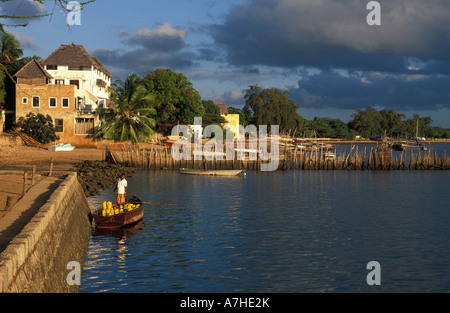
[14, 43, 113, 146]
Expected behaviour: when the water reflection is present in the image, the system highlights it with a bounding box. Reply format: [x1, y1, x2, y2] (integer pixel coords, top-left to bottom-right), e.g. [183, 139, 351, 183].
[81, 168, 450, 293]
[92, 220, 145, 240]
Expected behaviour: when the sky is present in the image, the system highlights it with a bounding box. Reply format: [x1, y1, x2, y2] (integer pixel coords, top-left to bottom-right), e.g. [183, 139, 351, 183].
[1, 0, 450, 127]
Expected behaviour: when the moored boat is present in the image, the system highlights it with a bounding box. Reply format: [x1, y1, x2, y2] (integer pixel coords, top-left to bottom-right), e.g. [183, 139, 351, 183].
[180, 168, 243, 176]
[390, 141, 427, 151]
[370, 136, 387, 142]
[47, 143, 75, 151]
[93, 196, 144, 228]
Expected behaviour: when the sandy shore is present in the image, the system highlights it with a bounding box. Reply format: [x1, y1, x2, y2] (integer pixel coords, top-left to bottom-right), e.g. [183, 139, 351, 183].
[0, 145, 105, 219]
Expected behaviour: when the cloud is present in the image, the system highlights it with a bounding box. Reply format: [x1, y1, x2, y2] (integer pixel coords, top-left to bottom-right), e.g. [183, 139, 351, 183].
[92, 23, 194, 78]
[0, 0, 47, 24]
[120, 23, 187, 52]
[92, 47, 195, 78]
[291, 71, 450, 111]
[210, 0, 450, 72]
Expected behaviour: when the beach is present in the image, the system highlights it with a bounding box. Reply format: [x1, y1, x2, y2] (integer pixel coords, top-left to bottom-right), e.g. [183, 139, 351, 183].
[0, 145, 104, 219]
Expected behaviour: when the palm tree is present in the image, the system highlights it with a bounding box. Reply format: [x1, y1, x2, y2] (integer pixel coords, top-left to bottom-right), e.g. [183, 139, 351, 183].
[97, 73, 157, 143]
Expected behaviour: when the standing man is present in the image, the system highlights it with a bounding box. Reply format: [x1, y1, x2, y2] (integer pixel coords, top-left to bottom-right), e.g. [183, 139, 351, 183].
[114, 173, 127, 205]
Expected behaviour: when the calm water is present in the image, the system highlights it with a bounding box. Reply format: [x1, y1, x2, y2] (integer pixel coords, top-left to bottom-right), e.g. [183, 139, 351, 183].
[80, 165, 450, 293]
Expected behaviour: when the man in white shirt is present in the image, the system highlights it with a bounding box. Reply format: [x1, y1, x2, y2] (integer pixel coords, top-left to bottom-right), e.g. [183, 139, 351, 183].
[114, 173, 127, 205]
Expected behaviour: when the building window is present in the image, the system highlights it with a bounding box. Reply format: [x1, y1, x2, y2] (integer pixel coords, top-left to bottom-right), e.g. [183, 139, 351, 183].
[49, 97, 57, 108]
[46, 65, 57, 70]
[62, 98, 69, 108]
[75, 118, 95, 135]
[55, 119, 64, 133]
[32, 96, 40, 108]
[68, 66, 91, 71]
[70, 80, 80, 89]
[55, 79, 65, 85]
[22, 97, 28, 104]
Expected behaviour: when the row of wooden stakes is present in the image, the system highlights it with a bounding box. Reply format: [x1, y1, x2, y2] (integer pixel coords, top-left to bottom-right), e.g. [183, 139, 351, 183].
[105, 146, 449, 171]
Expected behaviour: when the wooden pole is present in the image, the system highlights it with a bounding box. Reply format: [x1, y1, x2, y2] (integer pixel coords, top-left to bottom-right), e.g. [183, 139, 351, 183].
[32, 165, 36, 185]
[23, 172, 28, 195]
[49, 158, 54, 177]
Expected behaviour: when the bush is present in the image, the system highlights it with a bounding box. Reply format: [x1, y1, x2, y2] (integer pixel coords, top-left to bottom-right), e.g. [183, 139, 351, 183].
[21, 112, 59, 144]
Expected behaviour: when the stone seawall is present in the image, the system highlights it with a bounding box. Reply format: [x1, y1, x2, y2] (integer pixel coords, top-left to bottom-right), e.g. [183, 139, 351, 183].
[0, 173, 92, 292]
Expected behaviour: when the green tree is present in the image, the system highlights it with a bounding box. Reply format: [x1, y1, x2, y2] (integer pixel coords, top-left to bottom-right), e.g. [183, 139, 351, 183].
[96, 73, 156, 143]
[243, 84, 303, 133]
[202, 100, 220, 116]
[1, 31, 28, 110]
[0, 31, 23, 105]
[348, 107, 384, 137]
[144, 69, 202, 131]
[21, 112, 59, 144]
[379, 109, 405, 137]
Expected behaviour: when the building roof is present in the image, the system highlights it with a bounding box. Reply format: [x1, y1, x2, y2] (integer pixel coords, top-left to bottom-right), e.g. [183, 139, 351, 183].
[41, 43, 112, 78]
[14, 59, 52, 79]
[215, 102, 228, 115]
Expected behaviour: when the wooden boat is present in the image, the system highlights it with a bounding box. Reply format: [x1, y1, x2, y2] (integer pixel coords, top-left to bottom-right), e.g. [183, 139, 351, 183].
[370, 136, 387, 142]
[93, 196, 144, 229]
[391, 141, 424, 151]
[47, 143, 75, 151]
[180, 168, 243, 176]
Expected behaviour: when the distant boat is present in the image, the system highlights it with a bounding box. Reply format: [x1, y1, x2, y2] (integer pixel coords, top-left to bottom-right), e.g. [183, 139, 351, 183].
[391, 142, 426, 151]
[47, 143, 75, 151]
[370, 136, 386, 142]
[180, 168, 243, 176]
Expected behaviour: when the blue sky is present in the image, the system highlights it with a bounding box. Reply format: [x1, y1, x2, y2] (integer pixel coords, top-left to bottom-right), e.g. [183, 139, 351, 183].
[2, 0, 450, 127]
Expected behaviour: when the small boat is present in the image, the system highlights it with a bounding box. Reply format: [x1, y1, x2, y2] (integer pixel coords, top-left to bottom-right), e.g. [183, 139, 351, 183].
[93, 196, 144, 229]
[391, 142, 423, 151]
[47, 143, 75, 151]
[180, 168, 243, 176]
[370, 136, 387, 142]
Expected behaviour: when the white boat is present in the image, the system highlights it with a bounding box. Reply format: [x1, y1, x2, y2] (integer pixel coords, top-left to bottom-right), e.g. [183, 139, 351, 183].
[180, 168, 243, 176]
[47, 143, 75, 152]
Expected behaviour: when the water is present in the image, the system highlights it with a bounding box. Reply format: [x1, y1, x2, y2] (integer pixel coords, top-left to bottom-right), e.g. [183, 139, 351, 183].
[80, 166, 450, 293]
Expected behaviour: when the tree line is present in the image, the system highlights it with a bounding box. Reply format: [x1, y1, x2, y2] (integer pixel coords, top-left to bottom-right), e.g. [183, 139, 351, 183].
[233, 85, 449, 140]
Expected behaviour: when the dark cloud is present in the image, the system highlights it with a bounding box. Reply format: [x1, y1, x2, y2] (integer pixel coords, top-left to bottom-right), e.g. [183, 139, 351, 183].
[206, 0, 450, 118]
[211, 0, 450, 72]
[291, 71, 450, 111]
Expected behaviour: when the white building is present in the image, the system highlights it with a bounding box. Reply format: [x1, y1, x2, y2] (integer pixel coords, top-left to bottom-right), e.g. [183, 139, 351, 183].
[41, 43, 113, 113]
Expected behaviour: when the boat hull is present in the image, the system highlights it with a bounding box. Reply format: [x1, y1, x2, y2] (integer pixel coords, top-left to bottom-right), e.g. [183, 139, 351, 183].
[48, 143, 75, 151]
[93, 198, 144, 228]
[47, 147, 75, 152]
[93, 207, 144, 228]
[180, 168, 243, 176]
